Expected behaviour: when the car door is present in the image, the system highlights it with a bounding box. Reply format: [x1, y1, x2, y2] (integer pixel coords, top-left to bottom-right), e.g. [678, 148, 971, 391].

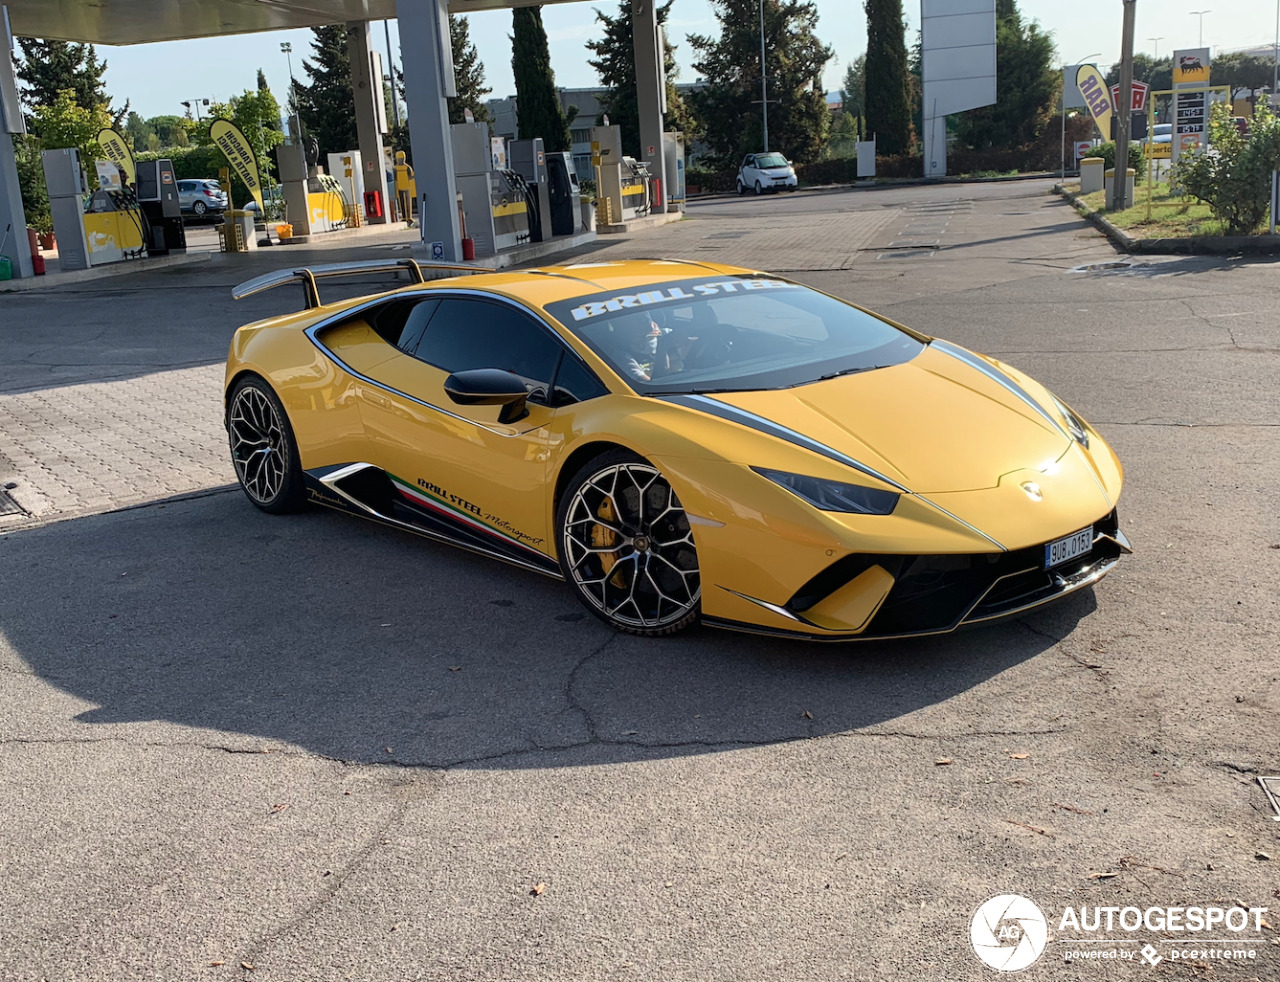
[741, 155, 757, 186]
[352, 294, 572, 572]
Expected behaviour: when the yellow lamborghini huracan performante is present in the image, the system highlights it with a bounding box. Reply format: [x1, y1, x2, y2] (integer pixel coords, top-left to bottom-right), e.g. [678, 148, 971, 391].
[226, 258, 1129, 640]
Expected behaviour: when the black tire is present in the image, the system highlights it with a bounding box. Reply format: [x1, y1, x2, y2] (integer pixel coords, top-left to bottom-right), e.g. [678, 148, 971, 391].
[736, 180, 745, 196]
[192, 200, 207, 216]
[556, 449, 701, 637]
[753, 180, 763, 196]
[226, 375, 305, 514]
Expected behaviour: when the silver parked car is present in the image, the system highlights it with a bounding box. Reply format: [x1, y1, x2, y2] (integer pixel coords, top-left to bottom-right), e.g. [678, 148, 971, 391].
[177, 179, 229, 218]
[736, 152, 797, 195]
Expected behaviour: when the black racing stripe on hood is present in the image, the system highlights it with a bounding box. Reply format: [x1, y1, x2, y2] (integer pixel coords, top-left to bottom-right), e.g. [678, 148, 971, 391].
[930, 340, 1068, 436]
[658, 394, 910, 492]
[658, 393, 1008, 551]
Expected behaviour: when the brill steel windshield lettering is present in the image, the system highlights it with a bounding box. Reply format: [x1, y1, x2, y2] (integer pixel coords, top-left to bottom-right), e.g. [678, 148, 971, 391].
[568, 278, 801, 321]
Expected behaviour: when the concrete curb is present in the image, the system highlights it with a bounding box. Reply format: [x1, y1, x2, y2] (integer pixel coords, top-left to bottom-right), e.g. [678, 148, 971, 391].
[0, 250, 213, 293]
[688, 171, 1063, 202]
[1053, 184, 1280, 255]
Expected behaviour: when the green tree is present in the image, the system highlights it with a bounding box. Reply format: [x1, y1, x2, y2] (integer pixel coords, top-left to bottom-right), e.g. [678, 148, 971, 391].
[826, 110, 859, 157]
[841, 54, 866, 125]
[31, 89, 114, 186]
[955, 0, 1056, 151]
[295, 24, 358, 155]
[1103, 54, 1171, 91]
[687, 0, 833, 168]
[124, 111, 153, 150]
[147, 115, 194, 147]
[511, 6, 571, 151]
[863, 0, 912, 155]
[449, 16, 493, 125]
[1173, 100, 1280, 234]
[586, 1, 695, 158]
[15, 38, 126, 124]
[203, 87, 286, 188]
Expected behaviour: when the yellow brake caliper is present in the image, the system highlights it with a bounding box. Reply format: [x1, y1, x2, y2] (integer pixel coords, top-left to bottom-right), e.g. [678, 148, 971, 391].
[591, 497, 628, 588]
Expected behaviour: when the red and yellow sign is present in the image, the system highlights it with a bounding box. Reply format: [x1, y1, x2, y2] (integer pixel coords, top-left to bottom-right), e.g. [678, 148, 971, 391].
[96, 128, 135, 185]
[210, 119, 265, 212]
[1075, 65, 1114, 141]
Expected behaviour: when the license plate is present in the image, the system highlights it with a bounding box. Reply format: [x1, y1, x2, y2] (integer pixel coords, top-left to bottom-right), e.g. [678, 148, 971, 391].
[1044, 527, 1093, 569]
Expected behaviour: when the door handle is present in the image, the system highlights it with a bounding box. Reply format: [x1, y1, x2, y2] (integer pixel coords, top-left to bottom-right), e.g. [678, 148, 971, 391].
[363, 388, 392, 409]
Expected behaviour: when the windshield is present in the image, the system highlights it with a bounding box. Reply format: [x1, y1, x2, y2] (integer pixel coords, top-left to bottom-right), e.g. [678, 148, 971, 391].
[544, 275, 923, 395]
[755, 153, 789, 168]
[1153, 124, 1172, 135]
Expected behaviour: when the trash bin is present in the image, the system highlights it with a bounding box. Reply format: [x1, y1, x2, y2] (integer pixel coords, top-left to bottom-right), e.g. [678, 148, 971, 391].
[1103, 167, 1136, 208]
[224, 210, 256, 252]
[1080, 157, 1104, 194]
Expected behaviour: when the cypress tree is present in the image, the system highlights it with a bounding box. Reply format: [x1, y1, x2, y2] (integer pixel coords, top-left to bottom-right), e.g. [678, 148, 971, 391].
[511, 6, 571, 152]
[449, 16, 493, 124]
[863, 0, 912, 155]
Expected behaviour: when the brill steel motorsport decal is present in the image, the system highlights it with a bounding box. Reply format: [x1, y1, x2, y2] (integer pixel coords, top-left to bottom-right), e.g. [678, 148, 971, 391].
[568, 278, 801, 321]
[389, 474, 546, 554]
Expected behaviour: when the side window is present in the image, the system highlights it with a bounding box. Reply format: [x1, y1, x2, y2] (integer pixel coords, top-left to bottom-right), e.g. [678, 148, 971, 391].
[367, 298, 440, 352]
[415, 298, 564, 395]
[550, 355, 608, 407]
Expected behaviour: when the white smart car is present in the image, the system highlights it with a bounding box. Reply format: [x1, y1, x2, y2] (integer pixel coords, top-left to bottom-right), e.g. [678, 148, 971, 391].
[736, 152, 797, 195]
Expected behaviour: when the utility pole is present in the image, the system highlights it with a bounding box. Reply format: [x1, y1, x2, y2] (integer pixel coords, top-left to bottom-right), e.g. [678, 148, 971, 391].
[759, 0, 768, 151]
[1112, 0, 1137, 211]
[384, 20, 401, 129]
[1272, 0, 1278, 233]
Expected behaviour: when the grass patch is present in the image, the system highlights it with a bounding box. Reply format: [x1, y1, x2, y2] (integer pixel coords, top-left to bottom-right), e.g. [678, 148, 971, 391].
[1070, 180, 1230, 237]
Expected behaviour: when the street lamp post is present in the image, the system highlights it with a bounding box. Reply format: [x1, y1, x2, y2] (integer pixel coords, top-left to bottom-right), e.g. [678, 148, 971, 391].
[181, 98, 209, 122]
[1148, 36, 1164, 62]
[281, 41, 296, 111]
[1190, 10, 1211, 48]
[1061, 51, 1102, 180]
[759, 0, 768, 152]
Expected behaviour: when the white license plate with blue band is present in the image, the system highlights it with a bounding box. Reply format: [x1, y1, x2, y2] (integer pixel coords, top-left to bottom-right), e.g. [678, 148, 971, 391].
[1044, 528, 1093, 569]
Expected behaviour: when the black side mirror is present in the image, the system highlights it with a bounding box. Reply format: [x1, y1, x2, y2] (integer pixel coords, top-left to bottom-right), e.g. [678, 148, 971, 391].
[444, 369, 529, 424]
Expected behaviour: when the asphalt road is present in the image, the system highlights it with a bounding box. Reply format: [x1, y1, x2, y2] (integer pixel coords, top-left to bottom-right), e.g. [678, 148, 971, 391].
[1, 180, 1278, 981]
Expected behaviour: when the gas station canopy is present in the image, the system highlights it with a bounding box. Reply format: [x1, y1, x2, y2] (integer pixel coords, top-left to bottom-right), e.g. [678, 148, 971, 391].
[4, 0, 562, 46]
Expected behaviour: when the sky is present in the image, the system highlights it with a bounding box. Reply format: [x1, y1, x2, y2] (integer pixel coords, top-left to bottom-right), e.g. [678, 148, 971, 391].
[85, 0, 1280, 121]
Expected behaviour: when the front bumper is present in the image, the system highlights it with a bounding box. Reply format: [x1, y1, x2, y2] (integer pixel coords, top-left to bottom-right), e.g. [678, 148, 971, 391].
[706, 509, 1130, 641]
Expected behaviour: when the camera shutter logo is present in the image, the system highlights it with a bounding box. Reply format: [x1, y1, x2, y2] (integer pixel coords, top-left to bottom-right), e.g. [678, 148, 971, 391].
[971, 894, 1049, 972]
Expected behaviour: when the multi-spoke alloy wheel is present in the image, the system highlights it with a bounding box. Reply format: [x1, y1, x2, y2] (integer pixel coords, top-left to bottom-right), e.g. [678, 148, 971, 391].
[559, 452, 700, 635]
[227, 377, 304, 513]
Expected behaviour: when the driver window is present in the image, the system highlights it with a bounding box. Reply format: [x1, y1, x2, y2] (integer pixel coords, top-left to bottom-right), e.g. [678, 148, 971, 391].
[413, 298, 564, 399]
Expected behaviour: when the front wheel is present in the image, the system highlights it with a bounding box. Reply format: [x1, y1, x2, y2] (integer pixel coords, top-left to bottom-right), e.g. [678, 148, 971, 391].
[227, 376, 305, 513]
[557, 450, 701, 636]
[753, 180, 763, 196]
[192, 200, 208, 216]
[736, 180, 745, 196]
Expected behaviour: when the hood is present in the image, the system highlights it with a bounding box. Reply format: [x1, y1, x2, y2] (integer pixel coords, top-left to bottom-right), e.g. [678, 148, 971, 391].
[711, 344, 1071, 493]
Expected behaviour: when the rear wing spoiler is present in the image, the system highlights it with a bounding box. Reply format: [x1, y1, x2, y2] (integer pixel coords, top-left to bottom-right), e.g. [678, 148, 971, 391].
[231, 259, 490, 309]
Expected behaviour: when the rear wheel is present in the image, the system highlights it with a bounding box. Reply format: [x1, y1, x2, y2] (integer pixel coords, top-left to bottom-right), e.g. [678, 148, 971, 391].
[557, 450, 700, 636]
[227, 376, 305, 513]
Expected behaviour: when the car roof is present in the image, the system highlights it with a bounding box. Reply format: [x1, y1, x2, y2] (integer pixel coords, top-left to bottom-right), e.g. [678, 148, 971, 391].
[346, 259, 765, 312]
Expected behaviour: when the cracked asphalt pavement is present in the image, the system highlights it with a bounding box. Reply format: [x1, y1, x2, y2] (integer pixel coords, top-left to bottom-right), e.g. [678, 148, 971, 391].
[1, 181, 1278, 980]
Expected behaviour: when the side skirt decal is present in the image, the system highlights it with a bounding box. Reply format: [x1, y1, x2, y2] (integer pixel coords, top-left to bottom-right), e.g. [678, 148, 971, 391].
[303, 464, 562, 579]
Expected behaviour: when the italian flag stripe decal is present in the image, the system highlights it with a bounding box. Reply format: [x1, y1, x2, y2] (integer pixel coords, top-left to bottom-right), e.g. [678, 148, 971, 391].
[387, 474, 545, 557]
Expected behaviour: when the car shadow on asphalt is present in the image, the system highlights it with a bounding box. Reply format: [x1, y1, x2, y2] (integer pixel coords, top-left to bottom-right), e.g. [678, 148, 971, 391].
[0, 490, 1093, 770]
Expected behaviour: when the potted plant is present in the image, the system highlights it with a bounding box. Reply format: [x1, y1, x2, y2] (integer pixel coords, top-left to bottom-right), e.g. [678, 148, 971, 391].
[33, 215, 55, 251]
[579, 178, 598, 233]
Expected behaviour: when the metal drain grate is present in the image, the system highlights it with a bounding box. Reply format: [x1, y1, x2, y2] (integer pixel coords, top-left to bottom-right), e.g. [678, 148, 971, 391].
[0, 484, 25, 518]
[877, 250, 935, 260]
[1068, 260, 1137, 273]
[1259, 777, 1280, 821]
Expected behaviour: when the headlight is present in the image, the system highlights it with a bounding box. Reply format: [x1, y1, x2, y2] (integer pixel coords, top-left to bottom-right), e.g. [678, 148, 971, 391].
[1052, 397, 1090, 449]
[752, 468, 899, 515]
